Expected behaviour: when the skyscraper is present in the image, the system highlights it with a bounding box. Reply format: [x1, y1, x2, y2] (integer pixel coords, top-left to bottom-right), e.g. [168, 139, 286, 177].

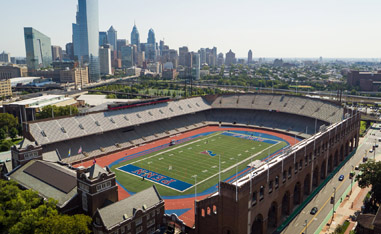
[179, 46, 189, 67]
[225, 49, 236, 65]
[99, 32, 108, 46]
[99, 45, 112, 75]
[248, 50, 253, 64]
[24, 27, 52, 70]
[192, 53, 200, 80]
[51, 45, 63, 61]
[147, 28, 156, 45]
[0, 51, 11, 63]
[65, 43, 74, 60]
[72, 0, 100, 82]
[131, 23, 140, 51]
[107, 26, 117, 51]
[121, 45, 134, 68]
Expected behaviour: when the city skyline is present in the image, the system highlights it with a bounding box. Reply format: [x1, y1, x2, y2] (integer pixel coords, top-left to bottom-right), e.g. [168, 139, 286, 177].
[1, 0, 381, 58]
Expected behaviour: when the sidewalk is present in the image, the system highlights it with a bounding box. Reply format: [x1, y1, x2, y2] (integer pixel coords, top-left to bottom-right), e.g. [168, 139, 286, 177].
[319, 132, 378, 234]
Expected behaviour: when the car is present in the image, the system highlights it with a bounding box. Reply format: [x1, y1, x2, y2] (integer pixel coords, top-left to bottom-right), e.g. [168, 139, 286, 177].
[376, 144, 379, 148]
[355, 165, 359, 170]
[310, 207, 318, 215]
[339, 175, 344, 181]
[369, 149, 374, 153]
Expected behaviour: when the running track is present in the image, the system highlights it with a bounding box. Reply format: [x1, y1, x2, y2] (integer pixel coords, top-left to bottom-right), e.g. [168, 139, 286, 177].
[75, 126, 299, 227]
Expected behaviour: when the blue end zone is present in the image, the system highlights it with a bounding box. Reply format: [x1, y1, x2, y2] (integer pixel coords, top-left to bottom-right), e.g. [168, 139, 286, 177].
[222, 131, 279, 144]
[117, 164, 193, 192]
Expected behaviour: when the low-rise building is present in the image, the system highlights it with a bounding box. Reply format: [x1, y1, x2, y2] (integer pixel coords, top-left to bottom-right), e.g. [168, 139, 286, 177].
[0, 78, 12, 97]
[59, 67, 89, 87]
[0, 65, 28, 79]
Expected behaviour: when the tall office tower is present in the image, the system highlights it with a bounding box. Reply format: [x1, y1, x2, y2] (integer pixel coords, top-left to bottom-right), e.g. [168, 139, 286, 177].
[121, 45, 134, 68]
[217, 53, 224, 66]
[147, 28, 156, 45]
[199, 48, 206, 65]
[0, 51, 11, 63]
[131, 23, 140, 51]
[169, 49, 179, 68]
[99, 32, 108, 46]
[107, 26, 117, 51]
[208, 54, 216, 67]
[116, 39, 127, 59]
[159, 40, 164, 56]
[145, 44, 157, 62]
[179, 46, 188, 67]
[65, 43, 74, 60]
[24, 27, 52, 70]
[212, 47, 217, 59]
[192, 53, 200, 80]
[248, 49, 253, 64]
[185, 52, 193, 68]
[51, 45, 63, 61]
[225, 49, 236, 65]
[72, 0, 100, 82]
[99, 45, 112, 75]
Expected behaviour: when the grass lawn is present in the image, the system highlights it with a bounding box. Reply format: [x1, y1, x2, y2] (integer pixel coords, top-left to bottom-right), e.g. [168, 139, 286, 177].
[111, 131, 288, 196]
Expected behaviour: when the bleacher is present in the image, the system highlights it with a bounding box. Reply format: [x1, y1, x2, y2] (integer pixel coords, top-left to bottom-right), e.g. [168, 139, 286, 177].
[26, 94, 344, 163]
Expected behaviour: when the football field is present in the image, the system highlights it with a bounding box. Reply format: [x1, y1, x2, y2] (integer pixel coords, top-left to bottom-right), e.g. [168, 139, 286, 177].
[112, 130, 288, 196]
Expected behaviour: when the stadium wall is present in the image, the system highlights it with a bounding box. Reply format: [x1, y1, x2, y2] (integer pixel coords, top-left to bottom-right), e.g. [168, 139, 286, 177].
[194, 112, 360, 234]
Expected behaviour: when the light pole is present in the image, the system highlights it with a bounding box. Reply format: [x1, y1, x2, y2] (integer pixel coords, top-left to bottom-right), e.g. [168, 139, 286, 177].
[304, 219, 308, 234]
[332, 187, 336, 222]
[350, 165, 354, 196]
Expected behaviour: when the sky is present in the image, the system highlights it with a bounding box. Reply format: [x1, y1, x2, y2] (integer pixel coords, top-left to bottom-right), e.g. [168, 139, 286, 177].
[1, 0, 381, 58]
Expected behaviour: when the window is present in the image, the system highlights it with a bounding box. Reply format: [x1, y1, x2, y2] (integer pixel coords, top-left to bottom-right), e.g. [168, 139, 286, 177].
[295, 163, 298, 174]
[147, 219, 155, 227]
[82, 193, 88, 211]
[148, 111, 153, 116]
[95, 121, 100, 126]
[124, 116, 129, 121]
[96, 181, 111, 192]
[136, 114, 141, 118]
[79, 183, 89, 192]
[283, 171, 286, 183]
[269, 181, 273, 193]
[288, 167, 292, 178]
[41, 130, 47, 137]
[150, 211, 155, 218]
[61, 127, 66, 133]
[79, 124, 84, 129]
[159, 110, 164, 114]
[275, 176, 279, 188]
[136, 226, 143, 234]
[179, 106, 183, 110]
[169, 108, 173, 112]
[188, 104, 192, 108]
[110, 118, 115, 123]
[196, 103, 200, 107]
[259, 186, 264, 200]
[135, 217, 142, 226]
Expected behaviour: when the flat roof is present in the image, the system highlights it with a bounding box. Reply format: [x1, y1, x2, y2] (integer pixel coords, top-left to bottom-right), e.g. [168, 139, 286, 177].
[9, 95, 73, 108]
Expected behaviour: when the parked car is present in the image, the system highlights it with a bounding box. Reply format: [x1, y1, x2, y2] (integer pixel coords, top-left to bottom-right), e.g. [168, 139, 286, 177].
[355, 165, 359, 170]
[310, 207, 318, 215]
[339, 175, 344, 181]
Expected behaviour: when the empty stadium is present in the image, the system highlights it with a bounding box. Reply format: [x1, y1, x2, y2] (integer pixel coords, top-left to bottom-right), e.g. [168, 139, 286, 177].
[21, 93, 359, 233]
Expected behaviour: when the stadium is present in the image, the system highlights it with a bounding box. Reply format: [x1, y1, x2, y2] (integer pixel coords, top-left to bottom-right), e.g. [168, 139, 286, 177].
[21, 93, 359, 234]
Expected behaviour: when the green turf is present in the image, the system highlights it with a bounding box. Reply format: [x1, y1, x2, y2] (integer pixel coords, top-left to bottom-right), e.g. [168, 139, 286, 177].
[111, 131, 288, 196]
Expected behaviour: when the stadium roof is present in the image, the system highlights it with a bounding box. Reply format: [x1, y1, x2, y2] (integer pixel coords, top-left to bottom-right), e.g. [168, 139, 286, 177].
[97, 185, 162, 230]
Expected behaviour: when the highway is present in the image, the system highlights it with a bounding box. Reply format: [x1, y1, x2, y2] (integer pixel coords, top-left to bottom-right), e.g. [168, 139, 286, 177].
[281, 125, 379, 234]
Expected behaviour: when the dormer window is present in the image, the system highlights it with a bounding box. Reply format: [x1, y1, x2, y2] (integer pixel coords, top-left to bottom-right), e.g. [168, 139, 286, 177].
[79, 124, 84, 129]
[41, 130, 47, 137]
[61, 127, 66, 133]
[110, 118, 115, 123]
[95, 121, 100, 126]
[124, 116, 129, 121]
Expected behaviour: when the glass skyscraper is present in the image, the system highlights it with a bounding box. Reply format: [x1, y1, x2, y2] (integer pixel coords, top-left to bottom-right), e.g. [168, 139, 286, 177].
[107, 26, 117, 51]
[72, 0, 100, 82]
[131, 24, 140, 51]
[147, 28, 156, 45]
[24, 27, 52, 70]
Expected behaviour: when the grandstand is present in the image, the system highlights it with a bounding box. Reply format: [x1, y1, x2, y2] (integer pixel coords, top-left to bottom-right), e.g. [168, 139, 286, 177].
[23, 94, 343, 164]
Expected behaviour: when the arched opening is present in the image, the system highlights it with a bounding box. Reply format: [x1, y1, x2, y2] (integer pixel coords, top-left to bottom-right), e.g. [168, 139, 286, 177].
[207, 207, 211, 215]
[312, 166, 319, 187]
[251, 214, 263, 234]
[340, 145, 344, 162]
[350, 138, 354, 152]
[334, 151, 338, 167]
[320, 160, 326, 179]
[303, 173, 311, 196]
[282, 191, 291, 216]
[268, 202, 278, 228]
[293, 182, 301, 205]
[328, 155, 333, 173]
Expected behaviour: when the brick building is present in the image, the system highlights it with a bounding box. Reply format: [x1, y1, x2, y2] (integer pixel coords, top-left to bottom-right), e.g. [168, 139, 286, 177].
[347, 70, 381, 91]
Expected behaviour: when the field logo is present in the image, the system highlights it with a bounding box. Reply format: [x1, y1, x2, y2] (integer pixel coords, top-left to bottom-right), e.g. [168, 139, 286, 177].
[118, 164, 193, 191]
[200, 150, 217, 157]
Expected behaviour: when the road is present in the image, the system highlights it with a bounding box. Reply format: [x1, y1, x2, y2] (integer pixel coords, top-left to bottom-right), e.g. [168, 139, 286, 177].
[281, 125, 379, 234]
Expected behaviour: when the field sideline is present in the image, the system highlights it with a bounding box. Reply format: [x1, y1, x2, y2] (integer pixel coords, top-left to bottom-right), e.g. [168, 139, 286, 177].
[111, 130, 288, 196]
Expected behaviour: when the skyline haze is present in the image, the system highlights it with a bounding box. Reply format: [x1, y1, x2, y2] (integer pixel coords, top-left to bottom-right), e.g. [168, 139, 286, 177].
[1, 0, 381, 58]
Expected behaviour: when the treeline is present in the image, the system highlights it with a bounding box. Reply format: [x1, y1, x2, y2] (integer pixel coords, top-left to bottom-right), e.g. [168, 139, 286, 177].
[36, 105, 79, 120]
[0, 180, 92, 234]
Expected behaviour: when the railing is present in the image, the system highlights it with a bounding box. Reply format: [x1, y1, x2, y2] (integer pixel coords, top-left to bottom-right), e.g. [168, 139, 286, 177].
[273, 147, 357, 234]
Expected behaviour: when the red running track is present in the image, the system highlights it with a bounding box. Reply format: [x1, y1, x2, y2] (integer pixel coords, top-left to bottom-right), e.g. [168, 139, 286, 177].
[75, 126, 299, 227]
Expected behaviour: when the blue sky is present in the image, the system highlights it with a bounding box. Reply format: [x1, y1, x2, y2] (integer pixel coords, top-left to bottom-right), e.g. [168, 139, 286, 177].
[1, 0, 381, 58]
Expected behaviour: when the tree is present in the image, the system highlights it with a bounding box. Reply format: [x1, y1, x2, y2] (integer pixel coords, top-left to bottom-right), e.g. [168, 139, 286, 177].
[0, 180, 92, 234]
[0, 128, 6, 141]
[36, 105, 79, 120]
[355, 160, 381, 204]
[9, 127, 18, 140]
[0, 113, 19, 136]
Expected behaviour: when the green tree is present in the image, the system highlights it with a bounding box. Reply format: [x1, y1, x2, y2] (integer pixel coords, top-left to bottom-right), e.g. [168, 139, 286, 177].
[0, 180, 91, 234]
[0, 128, 6, 141]
[9, 127, 18, 140]
[355, 160, 381, 204]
